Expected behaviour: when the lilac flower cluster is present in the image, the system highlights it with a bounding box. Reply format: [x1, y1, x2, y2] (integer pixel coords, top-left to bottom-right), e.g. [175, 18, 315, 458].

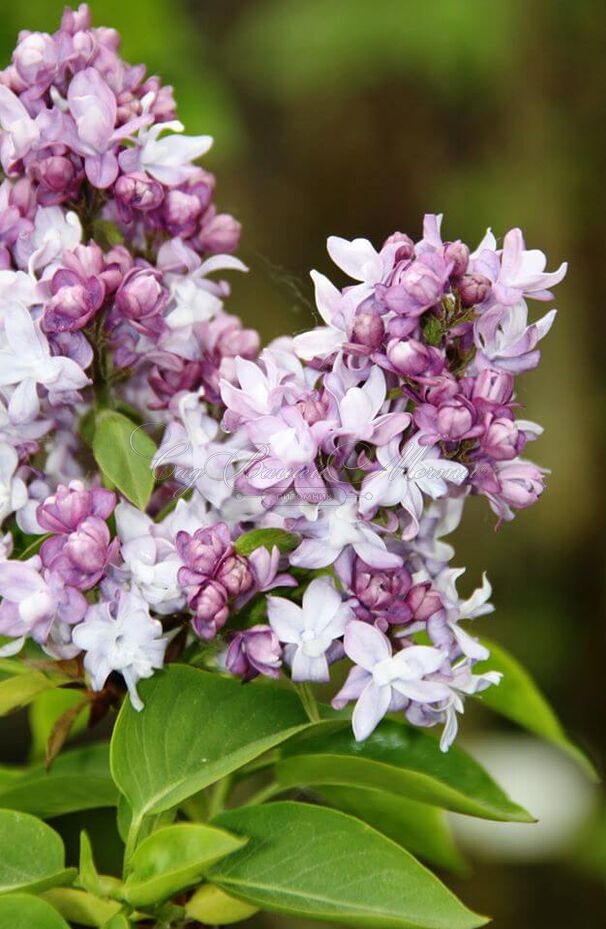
[0, 6, 566, 746]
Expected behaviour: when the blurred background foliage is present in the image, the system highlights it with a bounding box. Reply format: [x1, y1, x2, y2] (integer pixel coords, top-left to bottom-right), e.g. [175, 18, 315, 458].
[1, 0, 605, 926]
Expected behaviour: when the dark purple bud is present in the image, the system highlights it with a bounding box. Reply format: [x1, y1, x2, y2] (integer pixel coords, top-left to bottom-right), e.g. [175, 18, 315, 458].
[37, 482, 115, 534]
[215, 554, 254, 598]
[176, 523, 233, 580]
[406, 583, 443, 622]
[197, 211, 241, 254]
[383, 231, 415, 262]
[444, 241, 470, 279]
[387, 338, 442, 377]
[35, 156, 77, 196]
[351, 311, 385, 350]
[458, 272, 491, 308]
[115, 267, 168, 334]
[115, 172, 164, 215]
[435, 401, 474, 440]
[162, 189, 201, 236]
[191, 580, 229, 640]
[225, 625, 282, 681]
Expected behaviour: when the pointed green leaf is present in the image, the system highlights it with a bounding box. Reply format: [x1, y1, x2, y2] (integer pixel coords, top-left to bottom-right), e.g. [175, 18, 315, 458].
[276, 720, 533, 822]
[92, 410, 156, 510]
[123, 823, 246, 907]
[78, 832, 104, 897]
[0, 893, 70, 929]
[209, 802, 486, 929]
[186, 884, 259, 924]
[317, 786, 466, 873]
[0, 811, 75, 895]
[0, 671, 67, 716]
[110, 665, 309, 818]
[474, 638, 597, 779]
[42, 888, 121, 928]
[0, 744, 117, 818]
[234, 528, 299, 557]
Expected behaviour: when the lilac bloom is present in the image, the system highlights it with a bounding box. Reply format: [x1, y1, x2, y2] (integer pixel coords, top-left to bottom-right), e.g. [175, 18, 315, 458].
[474, 300, 556, 374]
[0, 555, 86, 654]
[119, 117, 213, 187]
[248, 544, 296, 592]
[494, 228, 567, 304]
[72, 590, 168, 711]
[0, 85, 39, 171]
[0, 302, 90, 422]
[360, 435, 468, 538]
[225, 625, 282, 681]
[267, 576, 352, 682]
[331, 366, 411, 447]
[290, 499, 402, 570]
[221, 351, 306, 427]
[13, 205, 81, 273]
[67, 69, 150, 188]
[333, 621, 449, 741]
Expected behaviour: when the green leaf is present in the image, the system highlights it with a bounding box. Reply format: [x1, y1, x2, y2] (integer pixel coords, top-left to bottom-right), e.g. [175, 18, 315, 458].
[122, 823, 246, 907]
[0, 810, 75, 895]
[234, 528, 299, 557]
[317, 786, 466, 873]
[0, 670, 67, 716]
[110, 665, 309, 819]
[29, 688, 89, 762]
[102, 916, 131, 929]
[0, 744, 117, 818]
[210, 802, 486, 929]
[41, 888, 121, 928]
[92, 410, 156, 510]
[78, 832, 103, 897]
[17, 533, 52, 561]
[276, 719, 533, 822]
[475, 638, 597, 779]
[0, 893, 70, 929]
[186, 884, 259, 924]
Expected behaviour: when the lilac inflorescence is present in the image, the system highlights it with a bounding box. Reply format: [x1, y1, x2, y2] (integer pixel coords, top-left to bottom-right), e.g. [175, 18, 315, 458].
[0, 5, 566, 745]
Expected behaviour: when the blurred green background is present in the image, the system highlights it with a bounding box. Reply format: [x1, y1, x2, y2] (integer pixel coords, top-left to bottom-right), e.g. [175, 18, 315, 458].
[1, 1, 605, 926]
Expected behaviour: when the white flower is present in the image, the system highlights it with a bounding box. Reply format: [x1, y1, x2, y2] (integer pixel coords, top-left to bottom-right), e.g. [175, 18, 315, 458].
[267, 576, 352, 682]
[0, 302, 90, 422]
[0, 442, 27, 524]
[137, 120, 213, 186]
[360, 435, 468, 538]
[72, 590, 168, 711]
[14, 205, 81, 274]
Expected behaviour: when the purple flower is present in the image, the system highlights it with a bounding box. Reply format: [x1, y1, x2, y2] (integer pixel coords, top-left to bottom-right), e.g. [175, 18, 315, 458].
[351, 557, 413, 626]
[190, 579, 230, 640]
[40, 516, 119, 590]
[474, 300, 557, 374]
[114, 267, 168, 336]
[225, 625, 282, 681]
[176, 522, 233, 586]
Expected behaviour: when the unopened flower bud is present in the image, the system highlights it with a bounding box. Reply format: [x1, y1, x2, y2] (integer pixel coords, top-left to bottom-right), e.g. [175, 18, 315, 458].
[191, 580, 229, 640]
[444, 241, 470, 279]
[351, 311, 384, 350]
[216, 554, 254, 598]
[458, 272, 491, 308]
[225, 625, 282, 681]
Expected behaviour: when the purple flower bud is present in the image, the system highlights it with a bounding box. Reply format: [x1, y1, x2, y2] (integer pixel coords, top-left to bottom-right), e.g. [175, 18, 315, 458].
[351, 311, 384, 350]
[40, 517, 117, 591]
[353, 558, 412, 624]
[215, 554, 254, 598]
[384, 256, 448, 316]
[295, 391, 329, 426]
[191, 580, 229, 640]
[37, 482, 116, 534]
[383, 231, 415, 262]
[458, 272, 491, 308]
[162, 189, 201, 237]
[115, 267, 168, 335]
[176, 523, 233, 582]
[497, 461, 546, 510]
[197, 211, 241, 254]
[435, 401, 474, 440]
[481, 416, 521, 460]
[225, 625, 282, 681]
[115, 173, 164, 218]
[148, 357, 203, 408]
[444, 241, 470, 279]
[33, 156, 80, 203]
[406, 583, 443, 622]
[386, 338, 443, 377]
[471, 368, 514, 408]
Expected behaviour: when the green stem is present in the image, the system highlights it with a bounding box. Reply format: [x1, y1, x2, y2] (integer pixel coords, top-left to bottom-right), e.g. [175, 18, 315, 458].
[244, 781, 285, 807]
[207, 775, 232, 819]
[297, 682, 320, 722]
